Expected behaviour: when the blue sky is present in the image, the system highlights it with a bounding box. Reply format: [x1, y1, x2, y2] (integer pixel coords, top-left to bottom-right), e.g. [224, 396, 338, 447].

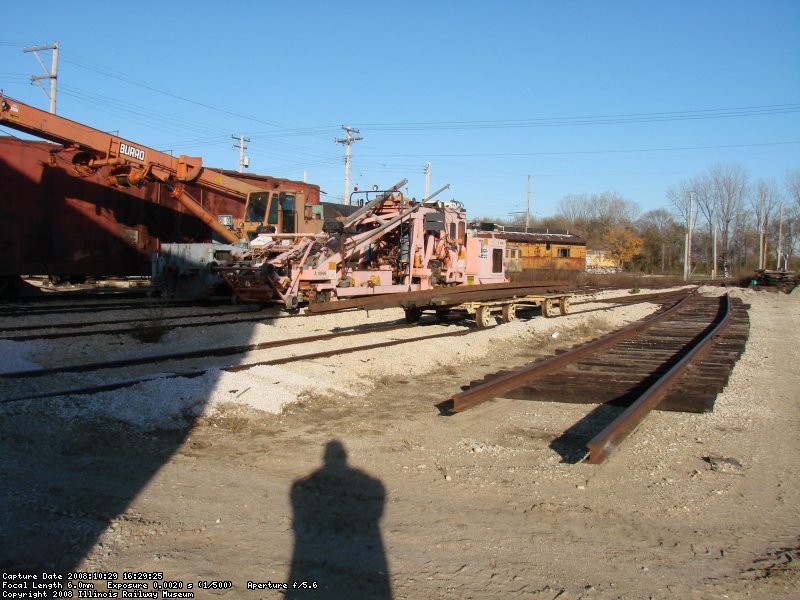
[1, 1, 798, 221]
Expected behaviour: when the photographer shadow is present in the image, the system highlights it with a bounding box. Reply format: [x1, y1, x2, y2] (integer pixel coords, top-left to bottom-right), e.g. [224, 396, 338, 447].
[287, 439, 392, 599]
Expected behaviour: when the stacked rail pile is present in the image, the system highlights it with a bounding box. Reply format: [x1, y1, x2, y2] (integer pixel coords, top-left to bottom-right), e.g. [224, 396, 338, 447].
[440, 292, 750, 463]
[757, 270, 798, 291]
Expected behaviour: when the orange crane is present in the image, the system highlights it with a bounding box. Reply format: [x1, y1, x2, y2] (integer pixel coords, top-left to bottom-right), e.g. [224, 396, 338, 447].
[0, 94, 321, 244]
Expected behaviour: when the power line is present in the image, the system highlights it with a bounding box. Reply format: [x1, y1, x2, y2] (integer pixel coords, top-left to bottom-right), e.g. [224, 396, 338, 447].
[58, 51, 339, 142]
[359, 140, 800, 159]
[52, 84, 342, 167]
[353, 103, 800, 132]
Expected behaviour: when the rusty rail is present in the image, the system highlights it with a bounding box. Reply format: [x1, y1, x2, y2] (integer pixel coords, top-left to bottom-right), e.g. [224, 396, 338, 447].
[0, 319, 445, 380]
[584, 292, 733, 463]
[1, 311, 271, 341]
[441, 290, 696, 413]
[2, 325, 472, 403]
[305, 281, 570, 315]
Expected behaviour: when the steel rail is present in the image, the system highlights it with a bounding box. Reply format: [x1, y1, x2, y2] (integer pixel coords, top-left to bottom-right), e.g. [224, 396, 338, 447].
[306, 281, 570, 315]
[0, 318, 449, 380]
[0, 307, 263, 333]
[0, 311, 272, 341]
[0, 301, 155, 317]
[442, 290, 696, 414]
[0, 297, 245, 317]
[587, 288, 698, 305]
[1, 328, 471, 404]
[584, 293, 733, 464]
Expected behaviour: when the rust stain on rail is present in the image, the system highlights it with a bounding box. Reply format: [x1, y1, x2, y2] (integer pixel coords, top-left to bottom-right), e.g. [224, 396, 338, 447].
[305, 281, 570, 314]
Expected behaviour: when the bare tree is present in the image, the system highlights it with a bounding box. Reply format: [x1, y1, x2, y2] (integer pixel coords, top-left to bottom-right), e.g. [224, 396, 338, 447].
[556, 192, 639, 247]
[636, 209, 681, 272]
[786, 169, 800, 209]
[667, 180, 698, 231]
[784, 204, 799, 266]
[594, 192, 640, 229]
[750, 178, 783, 269]
[557, 194, 594, 225]
[667, 179, 701, 276]
[687, 164, 749, 275]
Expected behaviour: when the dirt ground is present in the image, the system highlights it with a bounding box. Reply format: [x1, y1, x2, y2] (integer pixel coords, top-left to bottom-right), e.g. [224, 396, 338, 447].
[1, 287, 798, 599]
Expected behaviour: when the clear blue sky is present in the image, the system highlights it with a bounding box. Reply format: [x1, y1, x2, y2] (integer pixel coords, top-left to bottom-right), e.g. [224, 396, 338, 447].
[1, 1, 798, 221]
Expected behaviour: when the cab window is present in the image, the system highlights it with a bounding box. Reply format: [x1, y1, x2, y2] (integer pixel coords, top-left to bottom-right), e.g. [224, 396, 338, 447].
[281, 193, 296, 233]
[245, 192, 269, 222]
[266, 193, 280, 225]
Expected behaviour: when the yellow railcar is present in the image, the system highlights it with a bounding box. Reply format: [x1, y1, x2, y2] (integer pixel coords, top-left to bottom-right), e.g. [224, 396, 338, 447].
[474, 224, 587, 279]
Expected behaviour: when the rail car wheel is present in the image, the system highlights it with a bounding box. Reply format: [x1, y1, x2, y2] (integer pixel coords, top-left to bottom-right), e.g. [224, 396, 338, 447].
[559, 296, 571, 315]
[542, 298, 556, 318]
[501, 303, 516, 323]
[475, 305, 492, 328]
[404, 307, 422, 323]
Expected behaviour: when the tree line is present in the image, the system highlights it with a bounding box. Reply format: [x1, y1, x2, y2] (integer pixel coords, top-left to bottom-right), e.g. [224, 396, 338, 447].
[501, 164, 800, 276]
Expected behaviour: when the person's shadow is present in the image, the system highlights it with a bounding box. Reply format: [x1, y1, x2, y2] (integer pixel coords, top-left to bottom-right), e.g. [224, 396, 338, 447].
[287, 439, 392, 599]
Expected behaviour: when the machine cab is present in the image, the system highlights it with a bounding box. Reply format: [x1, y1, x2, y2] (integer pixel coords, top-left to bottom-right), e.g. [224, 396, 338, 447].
[242, 190, 307, 239]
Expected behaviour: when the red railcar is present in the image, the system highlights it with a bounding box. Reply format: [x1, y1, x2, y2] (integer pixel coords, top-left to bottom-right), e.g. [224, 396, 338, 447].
[0, 136, 322, 283]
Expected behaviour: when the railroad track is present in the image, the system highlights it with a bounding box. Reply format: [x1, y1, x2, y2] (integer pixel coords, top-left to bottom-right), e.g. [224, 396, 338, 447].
[438, 291, 750, 464]
[0, 295, 250, 317]
[0, 283, 693, 341]
[0, 317, 476, 403]
[575, 287, 700, 305]
[0, 305, 281, 341]
[0, 288, 732, 438]
[1, 287, 705, 403]
[0, 298, 169, 317]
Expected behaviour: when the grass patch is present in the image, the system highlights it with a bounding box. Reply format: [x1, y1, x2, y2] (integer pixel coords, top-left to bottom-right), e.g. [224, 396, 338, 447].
[569, 315, 613, 341]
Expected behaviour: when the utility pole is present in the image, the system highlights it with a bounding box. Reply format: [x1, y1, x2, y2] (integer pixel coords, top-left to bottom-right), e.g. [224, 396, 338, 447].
[758, 190, 765, 271]
[231, 134, 250, 173]
[777, 203, 785, 270]
[712, 227, 718, 279]
[684, 191, 695, 281]
[526, 175, 531, 233]
[335, 126, 362, 205]
[424, 162, 431, 199]
[688, 190, 693, 280]
[23, 41, 59, 114]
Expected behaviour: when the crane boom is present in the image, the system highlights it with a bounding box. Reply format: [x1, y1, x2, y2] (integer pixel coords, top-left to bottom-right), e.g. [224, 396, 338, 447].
[0, 94, 273, 244]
